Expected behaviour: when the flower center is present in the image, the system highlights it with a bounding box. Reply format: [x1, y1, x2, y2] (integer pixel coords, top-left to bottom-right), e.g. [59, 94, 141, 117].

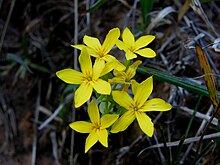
[99, 47, 107, 57]
[128, 46, 135, 52]
[133, 105, 139, 111]
[99, 52, 105, 57]
[93, 122, 101, 130]
[86, 76, 92, 81]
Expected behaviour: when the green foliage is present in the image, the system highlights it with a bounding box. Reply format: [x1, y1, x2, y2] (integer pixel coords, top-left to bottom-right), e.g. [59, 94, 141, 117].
[59, 84, 78, 119]
[29, 63, 50, 73]
[140, 0, 154, 27]
[86, 0, 108, 13]
[7, 53, 32, 73]
[138, 66, 220, 100]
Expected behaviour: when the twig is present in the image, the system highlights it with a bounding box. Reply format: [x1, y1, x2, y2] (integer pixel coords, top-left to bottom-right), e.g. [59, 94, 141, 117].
[73, 0, 79, 71]
[0, 95, 9, 153]
[0, 0, 16, 55]
[179, 106, 218, 126]
[190, 0, 219, 37]
[70, 0, 78, 164]
[180, 105, 214, 163]
[50, 131, 60, 165]
[147, 6, 176, 33]
[188, 18, 219, 74]
[153, 131, 165, 163]
[38, 93, 73, 130]
[38, 105, 62, 123]
[116, 134, 144, 165]
[123, 0, 139, 30]
[31, 80, 41, 165]
[138, 132, 220, 156]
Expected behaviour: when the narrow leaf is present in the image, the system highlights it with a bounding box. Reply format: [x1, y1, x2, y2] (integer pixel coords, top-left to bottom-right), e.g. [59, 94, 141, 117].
[178, 0, 191, 22]
[7, 53, 32, 73]
[86, 0, 108, 13]
[140, 0, 154, 26]
[137, 66, 220, 100]
[29, 63, 50, 73]
[195, 44, 219, 110]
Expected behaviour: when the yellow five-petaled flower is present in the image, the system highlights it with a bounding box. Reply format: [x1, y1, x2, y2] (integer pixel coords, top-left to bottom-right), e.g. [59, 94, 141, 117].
[111, 76, 172, 137]
[69, 100, 119, 153]
[116, 27, 156, 60]
[72, 27, 125, 72]
[109, 60, 142, 90]
[56, 48, 111, 108]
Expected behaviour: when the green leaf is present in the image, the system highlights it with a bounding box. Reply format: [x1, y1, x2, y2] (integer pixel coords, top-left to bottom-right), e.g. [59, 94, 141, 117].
[86, 0, 108, 13]
[29, 63, 50, 73]
[137, 66, 220, 100]
[63, 84, 78, 95]
[7, 53, 32, 73]
[140, 0, 154, 26]
[59, 85, 78, 119]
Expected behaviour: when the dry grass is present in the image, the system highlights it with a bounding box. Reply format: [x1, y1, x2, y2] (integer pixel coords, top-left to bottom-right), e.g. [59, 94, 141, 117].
[0, 0, 220, 164]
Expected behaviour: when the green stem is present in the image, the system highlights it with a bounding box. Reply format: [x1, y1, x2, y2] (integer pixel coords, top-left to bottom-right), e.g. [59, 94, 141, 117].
[137, 66, 220, 100]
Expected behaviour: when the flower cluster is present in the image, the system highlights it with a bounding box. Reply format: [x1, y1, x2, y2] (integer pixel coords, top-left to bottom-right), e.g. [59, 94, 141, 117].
[56, 27, 172, 153]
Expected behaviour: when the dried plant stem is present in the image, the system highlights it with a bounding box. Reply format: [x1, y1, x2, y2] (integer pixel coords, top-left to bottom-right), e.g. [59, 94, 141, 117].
[196, 107, 219, 155]
[38, 93, 73, 130]
[70, 0, 78, 164]
[0, 0, 16, 55]
[31, 80, 41, 165]
[180, 105, 214, 163]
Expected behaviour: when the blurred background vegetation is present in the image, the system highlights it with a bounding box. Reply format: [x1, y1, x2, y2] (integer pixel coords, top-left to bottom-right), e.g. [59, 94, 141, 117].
[0, 0, 220, 164]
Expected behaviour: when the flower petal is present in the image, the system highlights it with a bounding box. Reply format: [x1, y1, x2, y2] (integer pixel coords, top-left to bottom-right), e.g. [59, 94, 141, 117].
[92, 79, 111, 95]
[85, 129, 98, 153]
[134, 76, 153, 108]
[100, 61, 115, 77]
[113, 60, 126, 71]
[111, 110, 135, 133]
[140, 98, 172, 112]
[74, 82, 93, 108]
[56, 68, 83, 84]
[135, 112, 154, 137]
[108, 77, 125, 84]
[101, 114, 119, 128]
[135, 48, 156, 58]
[88, 100, 100, 124]
[134, 35, 155, 50]
[102, 54, 116, 62]
[70, 44, 85, 50]
[122, 28, 135, 46]
[83, 35, 101, 50]
[101, 28, 120, 54]
[97, 129, 108, 147]
[131, 80, 139, 95]
[93, 58, 105, 80]
[79, 48, 92, 75]
[86, 47, 99, 57]
[113, 69, 125, 77]
[126, 60, 142, 80]
[112, 91, 133, 110]
[116, 40, 128, 50]
[125, 51, 137, 60]
[69, 121, 92, 133]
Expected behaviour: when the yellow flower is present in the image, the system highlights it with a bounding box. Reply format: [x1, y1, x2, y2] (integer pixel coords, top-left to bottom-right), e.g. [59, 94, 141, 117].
[69, 100, 119, 153]
[56, 48, 111, 108]
[72, 28, 125, 72]
[111, 76, 172, 137]
[116, 27, 156, 60]
[109, 60, 142, 90]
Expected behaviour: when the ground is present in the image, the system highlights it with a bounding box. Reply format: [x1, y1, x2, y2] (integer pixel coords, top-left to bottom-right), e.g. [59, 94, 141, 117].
[0, 0, 220, 164]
